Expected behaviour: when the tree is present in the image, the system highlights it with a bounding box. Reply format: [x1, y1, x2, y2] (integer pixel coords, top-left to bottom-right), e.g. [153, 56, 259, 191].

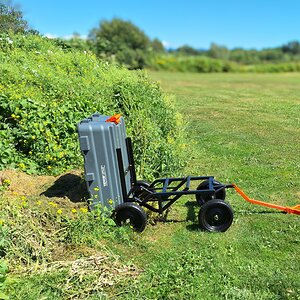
[282, 41, 300, 55]
[0, 1, 29, 33]
[208, 43, 229, 60]
[151, 38, 165, 53]
[88, 18, 151, 69]
[176, 45, 200, 56]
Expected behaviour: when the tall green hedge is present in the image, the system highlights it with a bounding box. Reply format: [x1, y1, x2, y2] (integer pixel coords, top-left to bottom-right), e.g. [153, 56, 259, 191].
[0, 34, 186, 180]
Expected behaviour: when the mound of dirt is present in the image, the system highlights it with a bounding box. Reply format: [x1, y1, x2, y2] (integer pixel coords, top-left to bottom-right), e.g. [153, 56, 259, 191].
[0, 169, 88, 208]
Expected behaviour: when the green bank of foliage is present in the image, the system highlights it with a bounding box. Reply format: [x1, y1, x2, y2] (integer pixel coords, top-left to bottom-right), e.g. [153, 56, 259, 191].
[149, 41, 300, 73]
[175, 42, 300, 64]
[0, 33, 186, 179]
[149, 55, 236, 73]
[149, 55, 300, 73]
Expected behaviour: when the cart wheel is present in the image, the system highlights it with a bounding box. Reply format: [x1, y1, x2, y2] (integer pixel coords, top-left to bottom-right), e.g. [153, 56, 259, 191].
[198, 199, 233, 232]
[196, 180, 226, 205]
[113, 202, 147, 232]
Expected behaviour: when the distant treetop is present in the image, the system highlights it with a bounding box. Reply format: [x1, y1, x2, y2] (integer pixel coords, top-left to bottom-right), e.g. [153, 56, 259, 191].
[0, 2, 29, 34]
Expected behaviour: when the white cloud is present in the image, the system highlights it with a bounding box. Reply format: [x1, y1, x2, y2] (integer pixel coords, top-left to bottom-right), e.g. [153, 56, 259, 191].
[44, 33, 88, 40]
[162, 40, 171, 48]
[62, 34, 73, 40]
[79, 35, 88, 40]
[44, 33, 57, 39]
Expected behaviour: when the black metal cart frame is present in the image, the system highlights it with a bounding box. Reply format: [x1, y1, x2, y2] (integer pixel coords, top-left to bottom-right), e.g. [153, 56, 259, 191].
[116, 138, 233, 214]
[113, 138, 300, 233]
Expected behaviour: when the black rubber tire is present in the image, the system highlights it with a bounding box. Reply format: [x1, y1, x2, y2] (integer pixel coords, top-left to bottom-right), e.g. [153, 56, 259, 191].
[196, 180, 226, 205]
[198, 199, 233, 232]
[113, 202, 147, 232]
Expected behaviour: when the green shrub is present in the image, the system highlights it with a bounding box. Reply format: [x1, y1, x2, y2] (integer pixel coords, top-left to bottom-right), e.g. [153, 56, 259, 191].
[0, 33, 186, 180]
[148, 55, 239, 73]
[147, 54, 300, 73]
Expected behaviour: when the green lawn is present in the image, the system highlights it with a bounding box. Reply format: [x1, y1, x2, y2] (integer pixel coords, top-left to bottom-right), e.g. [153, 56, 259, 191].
[3, 72, 300, 299]
[112, 72, 300, 299]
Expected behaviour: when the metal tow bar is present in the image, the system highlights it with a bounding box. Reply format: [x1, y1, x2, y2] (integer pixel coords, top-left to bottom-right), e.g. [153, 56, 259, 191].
[233, 184, 300, 215]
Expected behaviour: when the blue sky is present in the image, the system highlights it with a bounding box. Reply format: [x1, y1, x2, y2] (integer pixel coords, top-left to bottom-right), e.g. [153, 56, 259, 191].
[15, 0, 300, 49]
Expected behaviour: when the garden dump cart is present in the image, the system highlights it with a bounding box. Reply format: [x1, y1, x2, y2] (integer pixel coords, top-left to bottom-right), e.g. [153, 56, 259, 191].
[78, 113, 300, 233]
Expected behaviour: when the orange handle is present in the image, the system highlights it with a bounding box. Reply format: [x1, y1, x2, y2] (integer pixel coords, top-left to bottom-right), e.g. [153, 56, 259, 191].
[233, 184, 300, 215]
[106, 114, 121, 125]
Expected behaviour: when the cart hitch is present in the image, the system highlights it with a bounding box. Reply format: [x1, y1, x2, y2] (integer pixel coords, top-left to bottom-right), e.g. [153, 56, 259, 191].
[233, 184, 300, 215]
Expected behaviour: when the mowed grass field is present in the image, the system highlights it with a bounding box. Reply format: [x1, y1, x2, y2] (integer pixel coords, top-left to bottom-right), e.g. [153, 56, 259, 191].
[112, 72, 300, 299]
[2, 72, 300, 299]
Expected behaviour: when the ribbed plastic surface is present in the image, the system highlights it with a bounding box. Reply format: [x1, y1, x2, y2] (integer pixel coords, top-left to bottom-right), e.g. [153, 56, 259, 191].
[77, 113, 131, 209]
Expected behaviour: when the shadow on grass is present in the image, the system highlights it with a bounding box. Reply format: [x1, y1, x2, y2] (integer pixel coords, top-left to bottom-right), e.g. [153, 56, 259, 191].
[235, 209, 285, 215]
[41, 173, 89, 203]
[154, 218, 187, 223]
[186, 224, 201, 231]
[185, 200, 199, 222]
[185, 200, 202, 231]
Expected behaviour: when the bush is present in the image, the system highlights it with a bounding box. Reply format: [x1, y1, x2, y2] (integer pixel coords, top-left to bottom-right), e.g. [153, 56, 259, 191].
[148, 54, 300, 73]
[0, 33, 186, 180]
[148, 55, 239, 73]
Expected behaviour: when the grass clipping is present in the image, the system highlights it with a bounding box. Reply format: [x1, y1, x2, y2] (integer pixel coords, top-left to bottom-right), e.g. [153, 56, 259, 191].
[0, 170, 142, 298]
[16, 253, 141, 299]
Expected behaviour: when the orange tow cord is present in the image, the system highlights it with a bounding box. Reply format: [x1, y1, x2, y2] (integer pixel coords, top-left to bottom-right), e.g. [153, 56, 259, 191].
[233, 184, 300, 215]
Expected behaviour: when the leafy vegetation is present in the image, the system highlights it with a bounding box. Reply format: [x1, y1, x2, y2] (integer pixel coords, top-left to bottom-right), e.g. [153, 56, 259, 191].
[66, 33, 300, 73]
[149, 55, 236, 72]
[149, 54, 300, 73]
[0, 33, 185, 179]
[149, 40, 300, 73]
[62, 19, 165, 70]
[171, 41, 300, 64]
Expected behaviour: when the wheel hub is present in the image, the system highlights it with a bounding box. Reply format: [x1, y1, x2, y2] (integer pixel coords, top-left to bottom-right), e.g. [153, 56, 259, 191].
[213, 214, 219, 221]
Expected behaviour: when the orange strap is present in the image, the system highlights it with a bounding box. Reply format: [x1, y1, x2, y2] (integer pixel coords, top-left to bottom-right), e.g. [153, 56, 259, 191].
[233, 184, 300, 215]
[106, 114, 121, 125]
